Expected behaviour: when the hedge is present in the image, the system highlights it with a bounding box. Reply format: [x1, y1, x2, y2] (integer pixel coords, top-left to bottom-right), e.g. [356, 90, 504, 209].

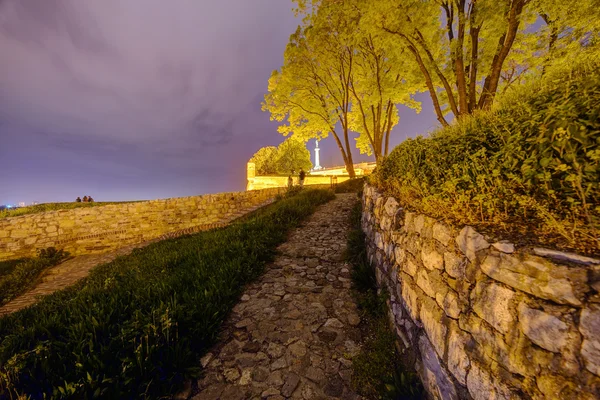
[371, 60, 600, 254]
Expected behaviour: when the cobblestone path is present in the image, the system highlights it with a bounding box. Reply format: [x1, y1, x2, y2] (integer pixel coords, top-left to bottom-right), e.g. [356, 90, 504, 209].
[0, 199, 275, 317]
[192, 193, 362, 400]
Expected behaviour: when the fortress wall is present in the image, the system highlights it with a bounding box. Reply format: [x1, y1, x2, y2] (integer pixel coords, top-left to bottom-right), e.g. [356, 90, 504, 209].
[247, 175, 350, 191]
[362, 183, 600, 400]
[0, 187, 285, 261]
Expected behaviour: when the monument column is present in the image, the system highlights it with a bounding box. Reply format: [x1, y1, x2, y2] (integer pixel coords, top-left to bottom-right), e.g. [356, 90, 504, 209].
[313, 139, 322, 170]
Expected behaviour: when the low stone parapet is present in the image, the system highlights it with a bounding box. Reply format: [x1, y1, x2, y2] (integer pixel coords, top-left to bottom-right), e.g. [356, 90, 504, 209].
[362, 183, 600, 399]
[0, 187, 285, 261]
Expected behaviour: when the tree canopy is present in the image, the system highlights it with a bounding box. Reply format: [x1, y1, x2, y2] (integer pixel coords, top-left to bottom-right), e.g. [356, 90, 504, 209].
[264, 0, 600, 166]
[249, 137, 312, 175]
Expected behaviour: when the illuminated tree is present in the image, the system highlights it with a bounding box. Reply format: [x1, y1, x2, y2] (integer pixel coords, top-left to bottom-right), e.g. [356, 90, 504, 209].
[249, 146, 278, 175]
[274, 136, 313, 174]
[249, 138, 312, 175]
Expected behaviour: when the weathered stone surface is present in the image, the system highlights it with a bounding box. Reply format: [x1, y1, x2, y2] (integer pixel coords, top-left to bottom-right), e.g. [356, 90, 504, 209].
[492, 241, 515, 254]
[416, 269, 436, 298]
[0, 187, 285, 262]
[401, 274, 421, 321]
[404, 256, 419, 277]
[472, 281, 516, 334]
[432, 222, 453, 246]
[533, 247, 600, 265]
[467, 362, 515, 400]
[281, 373, 301, 397]
[384, 197, 399, 217]
[444, 251, 466, 280]
[422, 241, 444, 270]
[418, 334, 458, 400]
[517, 303, 568, 353]
[481, 253, 586, 306]
[447, 325, 472, 385]
[420, 296, 447, 359]
[363, 185, 600, 400]
[580, 304, 600, 376]
[456, 226, 490, 262]
[442, 290, 461, 319]
[188, 194, 360, 399]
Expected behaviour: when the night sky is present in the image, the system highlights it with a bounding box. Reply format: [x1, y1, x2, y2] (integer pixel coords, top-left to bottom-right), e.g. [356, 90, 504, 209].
[0, 0, 438, 205]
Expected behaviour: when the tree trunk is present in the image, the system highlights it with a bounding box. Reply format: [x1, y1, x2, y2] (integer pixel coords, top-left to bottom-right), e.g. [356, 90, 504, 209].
[478, 0, 526, 109]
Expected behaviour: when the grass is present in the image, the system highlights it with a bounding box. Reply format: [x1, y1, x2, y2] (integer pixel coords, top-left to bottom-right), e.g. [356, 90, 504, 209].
[0, 188, 334, 399]
[335, 177, 366, 194]
[371, 59, 600, 255]
[0, 248, 69, 306]
[0, 201, 138, 219]
[347, 201, 424, 399]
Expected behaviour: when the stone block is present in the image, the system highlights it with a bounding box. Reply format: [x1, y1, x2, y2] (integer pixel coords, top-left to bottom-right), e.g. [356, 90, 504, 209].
[536, 374, 596, 400]
[480, 253, 587, 306]
[459, 313, 512, 373]
[442, 290, 461, 319]
[466, 361, 517, 400]
[432, 222, 453, 246]
[383, 197, 399, 217]
[413, 214, 425, 235]
[417, 334, 458, 400]
[517, 302, 569, 353]
[492, 241, 515, 254]
[533, 247, 600, 266]
[447, 322, 473, 385]
[420, 295, 447, 359]
[456, 226, 490, 263]
[416, 269, 435, 299]
[444, 251, 466, 280]
[394, 246, 406, 266]
[422, 240, 444, 270]
[401, 273, 421, 322]
[402, 257, 419, 277]
[580, 304, 600, 376]
[472, 281, 517, 334]
[375, 232, 384, 250]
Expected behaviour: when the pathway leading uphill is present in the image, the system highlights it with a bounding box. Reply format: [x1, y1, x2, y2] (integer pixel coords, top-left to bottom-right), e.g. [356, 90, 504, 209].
[192, 193, 362, 400]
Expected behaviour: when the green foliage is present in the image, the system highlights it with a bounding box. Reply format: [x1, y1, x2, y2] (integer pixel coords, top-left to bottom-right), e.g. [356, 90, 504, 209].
[295, 0, 600, 127]
[335, 177, 366, 194]
[0, 189, 334, 399]
[371, 61, 600, 254]
[0, 248, 69, 306]
[274, 136, 312, 174]
[250, 137, 312, 176]
[249, 146, 278, 175]
[346, 202, 424, 399]
[0, 201, 137, 219]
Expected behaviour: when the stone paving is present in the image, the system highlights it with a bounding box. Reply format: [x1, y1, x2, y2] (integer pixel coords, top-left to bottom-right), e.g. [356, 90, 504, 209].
[191, 193, 362, 400]
[0, 199, 275, 317]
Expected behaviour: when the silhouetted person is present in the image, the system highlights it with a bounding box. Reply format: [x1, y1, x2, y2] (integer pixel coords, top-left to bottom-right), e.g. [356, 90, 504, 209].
[299, 168, 306, 187]
[83, 196, 88, 202]
[88, 196, 94, 203]
[76, 197, 82, 203]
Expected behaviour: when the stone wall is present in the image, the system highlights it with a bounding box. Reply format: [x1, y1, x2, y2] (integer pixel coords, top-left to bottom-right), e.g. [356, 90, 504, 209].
[247, 175, 350, 191]
[0, 188, 285, 261]
[361, 183, 600, 400]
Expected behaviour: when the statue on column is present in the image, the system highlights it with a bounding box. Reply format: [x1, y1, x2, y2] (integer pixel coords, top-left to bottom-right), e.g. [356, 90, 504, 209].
[312, 139, 323, 171]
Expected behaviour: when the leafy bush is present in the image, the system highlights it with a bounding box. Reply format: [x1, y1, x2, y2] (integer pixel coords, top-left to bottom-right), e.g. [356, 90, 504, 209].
[371, 61, 600, 254]
[347, 202, 423, 399]
[0, 247, 69, 306]
[0, 189, 334, 399]
[0, 201, 137, 219]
